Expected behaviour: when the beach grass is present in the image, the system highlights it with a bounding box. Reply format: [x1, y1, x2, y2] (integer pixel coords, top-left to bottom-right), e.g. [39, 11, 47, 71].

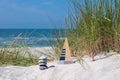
[47, 29, 64, 60]
[0, 34, 38, 66]
[65, 0, 120, 60]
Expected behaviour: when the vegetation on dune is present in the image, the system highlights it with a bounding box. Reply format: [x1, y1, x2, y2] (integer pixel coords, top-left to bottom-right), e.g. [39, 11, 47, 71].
[0, 34, 38, 66]
[65, 0, 120, 60]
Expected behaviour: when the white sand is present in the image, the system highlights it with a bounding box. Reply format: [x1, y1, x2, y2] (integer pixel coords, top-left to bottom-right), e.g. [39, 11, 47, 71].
[0, 52, 120, 80]
[28, 47, 53, 57]
[0, 47, 53, 57]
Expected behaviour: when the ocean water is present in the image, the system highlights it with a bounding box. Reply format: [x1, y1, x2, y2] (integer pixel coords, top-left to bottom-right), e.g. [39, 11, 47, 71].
[0, 29, 65, 47]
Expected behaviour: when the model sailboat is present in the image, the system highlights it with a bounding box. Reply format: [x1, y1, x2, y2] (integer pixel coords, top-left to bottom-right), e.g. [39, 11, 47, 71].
[59, 37, 72, 62]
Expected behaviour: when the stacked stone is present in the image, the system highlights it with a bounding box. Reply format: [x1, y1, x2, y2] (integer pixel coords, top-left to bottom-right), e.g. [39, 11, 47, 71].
[39, 56, 48, 70]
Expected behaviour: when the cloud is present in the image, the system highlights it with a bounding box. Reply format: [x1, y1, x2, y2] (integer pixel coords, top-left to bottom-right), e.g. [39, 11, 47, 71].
[0, 0, 45, 15]
[11, 4, 44, 14]
[0, 0, 48, 25]
[41, 1, 53, 5]
[0, 0, 55, 15]
[0, 0, 66, 28]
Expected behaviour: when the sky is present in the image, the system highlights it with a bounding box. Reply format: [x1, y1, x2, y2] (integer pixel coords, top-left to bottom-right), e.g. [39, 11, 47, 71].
[0, 0, 69, 29]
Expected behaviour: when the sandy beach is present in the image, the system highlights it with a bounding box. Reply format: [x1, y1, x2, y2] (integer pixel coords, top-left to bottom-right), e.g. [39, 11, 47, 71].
[0, 52, 120, 80]
[28, 47, 53, 57]
[0, 47, 53, 57]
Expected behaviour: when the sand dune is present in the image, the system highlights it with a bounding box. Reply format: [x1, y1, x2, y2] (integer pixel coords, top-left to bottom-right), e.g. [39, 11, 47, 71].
[0, 52, 120, 80]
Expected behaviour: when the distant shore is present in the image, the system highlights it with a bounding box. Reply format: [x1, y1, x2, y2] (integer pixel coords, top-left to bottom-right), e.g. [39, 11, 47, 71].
[0, 46, 54, 57]
[28, 47, 54, 57]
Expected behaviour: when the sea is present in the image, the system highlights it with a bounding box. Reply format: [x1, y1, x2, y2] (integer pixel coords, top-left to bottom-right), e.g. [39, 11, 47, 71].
[0, 29, 65, 47]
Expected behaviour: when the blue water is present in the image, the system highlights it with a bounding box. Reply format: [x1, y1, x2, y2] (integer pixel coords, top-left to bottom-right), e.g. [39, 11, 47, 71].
[0, 29, 65, 47]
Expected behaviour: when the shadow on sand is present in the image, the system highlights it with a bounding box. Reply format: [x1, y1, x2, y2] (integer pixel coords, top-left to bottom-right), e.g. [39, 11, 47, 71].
[94, 53, 115, 61]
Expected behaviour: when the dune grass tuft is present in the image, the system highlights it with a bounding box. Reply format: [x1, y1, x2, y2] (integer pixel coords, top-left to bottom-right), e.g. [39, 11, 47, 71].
[0, 34, 38, 66]
[66, 0, 120, 61]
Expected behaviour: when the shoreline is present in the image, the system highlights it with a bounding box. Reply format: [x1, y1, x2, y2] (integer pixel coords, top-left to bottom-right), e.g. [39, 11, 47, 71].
[0, 46, 54, 57]
[28, 47, 54, 57]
